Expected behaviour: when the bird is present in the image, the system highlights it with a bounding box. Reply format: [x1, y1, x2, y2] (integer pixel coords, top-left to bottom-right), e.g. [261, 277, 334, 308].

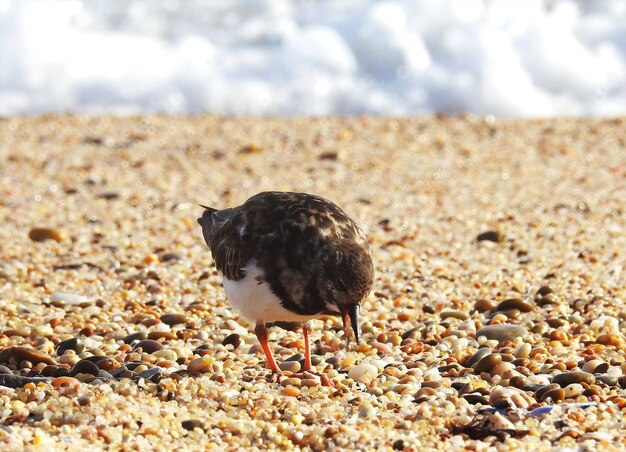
[197, 191, 374, 380]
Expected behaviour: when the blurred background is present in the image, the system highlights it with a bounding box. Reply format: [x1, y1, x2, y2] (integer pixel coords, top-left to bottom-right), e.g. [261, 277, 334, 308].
[1, 0, 625, 117]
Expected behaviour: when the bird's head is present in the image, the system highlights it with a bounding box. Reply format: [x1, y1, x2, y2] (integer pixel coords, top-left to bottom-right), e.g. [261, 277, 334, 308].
[314, 238, 374, 346]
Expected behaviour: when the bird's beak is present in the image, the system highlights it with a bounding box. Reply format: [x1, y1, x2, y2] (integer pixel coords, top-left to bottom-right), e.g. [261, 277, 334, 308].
[341, 304, 360, 346]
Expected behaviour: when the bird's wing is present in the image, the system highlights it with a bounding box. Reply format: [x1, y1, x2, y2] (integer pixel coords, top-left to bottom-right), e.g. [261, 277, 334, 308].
[245, 191, 368, 246]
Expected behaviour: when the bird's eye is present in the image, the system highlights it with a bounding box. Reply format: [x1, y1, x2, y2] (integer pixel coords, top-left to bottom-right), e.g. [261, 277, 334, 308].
[337, 279, 347, 291]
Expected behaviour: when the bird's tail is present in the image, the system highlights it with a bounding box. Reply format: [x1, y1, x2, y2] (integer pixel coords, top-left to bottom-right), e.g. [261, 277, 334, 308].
[199, 204, 217, 213]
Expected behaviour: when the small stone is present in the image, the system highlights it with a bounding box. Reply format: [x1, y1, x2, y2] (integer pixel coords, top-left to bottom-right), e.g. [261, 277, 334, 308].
[401, 326, 424, 340]
[132, 340, 164, 354]
[161, 253, 184, 262]
[595, 374, 618, 386]
[465, 348, 491, 368]
[463, 393, 489, 405]
[160, 313, 187, 326]
[495, 298, 534, 313]
[475, 299, 496, 312]
[0, 346, 56, 365]
[541, 387, 565, 402]
[182, 420, 206, 431]
[581, 359, 607, 374]
[552, 371, 595, 386]
[474, 353, 502, 373]
[281, 377, 302, 387]
[476, 230, 504, 242]
[440, 310, 469, 320]
[536, 285, 554, 296]
[348, 364, 378, 381]
[152, 349, 178, 361]
[56, 338, 84, 356]
[124, 331, 148, 344]
[596, 334, 622, 346]
[187, 356, 212, 373]
[318, 151, 339, 161]
[29, 227, 63, 242]
[476, 324, 527, 341]
[514, 343, 531, 359]
[70, 360, 100, 377]
[0, 374, 51, 388]
[110, 366, 134, 379]
[489, 387, 533, 409]
[358, 403, 376, 418]
[0, 365, 12, 374]
[97, 191, 120, 200]
[222, 333, 241, 349]
[283, 385, 301, 397]
[279, 361, 301, 373]
[138, 367, 162, 382]
[50, 292, 89, 306]
[563, 383, 584, 398]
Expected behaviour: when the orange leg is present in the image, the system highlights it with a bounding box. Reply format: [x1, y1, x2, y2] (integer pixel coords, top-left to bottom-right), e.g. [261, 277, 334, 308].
[299, 323, 333, 387]
[302, 322, 312, 372]
[255, 322, 280, 373]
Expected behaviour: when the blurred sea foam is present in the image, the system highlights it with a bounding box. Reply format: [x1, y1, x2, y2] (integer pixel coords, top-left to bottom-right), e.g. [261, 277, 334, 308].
[1, 0, 625, 117]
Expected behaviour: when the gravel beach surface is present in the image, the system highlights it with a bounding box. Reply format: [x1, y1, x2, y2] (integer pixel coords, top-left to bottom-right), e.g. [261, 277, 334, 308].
[0, 115, 625, 450]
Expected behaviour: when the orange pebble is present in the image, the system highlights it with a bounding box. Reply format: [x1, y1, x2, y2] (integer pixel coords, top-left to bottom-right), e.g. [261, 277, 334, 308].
[283, 386, 301, 397]
[52, 376, 80, 389]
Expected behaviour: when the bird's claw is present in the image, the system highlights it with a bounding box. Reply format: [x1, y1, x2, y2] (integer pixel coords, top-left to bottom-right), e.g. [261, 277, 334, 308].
[293, 370, 335, 387]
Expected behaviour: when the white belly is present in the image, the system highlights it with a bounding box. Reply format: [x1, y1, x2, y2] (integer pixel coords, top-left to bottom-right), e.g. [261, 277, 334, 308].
[222, 260, 321, 324]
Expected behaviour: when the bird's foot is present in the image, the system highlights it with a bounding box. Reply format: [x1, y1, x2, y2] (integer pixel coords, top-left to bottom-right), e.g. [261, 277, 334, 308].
[264, 371, 284, 384]
[293, 370, 334, 387]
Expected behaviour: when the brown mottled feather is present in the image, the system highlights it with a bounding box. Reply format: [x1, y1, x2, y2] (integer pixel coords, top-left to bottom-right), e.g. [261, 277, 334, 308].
[199, 191, 368, 281]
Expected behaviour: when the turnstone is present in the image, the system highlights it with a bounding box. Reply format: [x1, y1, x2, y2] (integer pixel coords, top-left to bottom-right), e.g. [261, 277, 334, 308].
[198, 191, 374, 377]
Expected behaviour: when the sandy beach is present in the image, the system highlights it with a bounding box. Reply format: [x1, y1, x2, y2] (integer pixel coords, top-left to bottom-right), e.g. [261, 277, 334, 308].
[0, 115, 625, 450]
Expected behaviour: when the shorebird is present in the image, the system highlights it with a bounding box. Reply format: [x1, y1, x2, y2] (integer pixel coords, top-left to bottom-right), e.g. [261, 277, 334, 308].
[198, 191, 374, 378]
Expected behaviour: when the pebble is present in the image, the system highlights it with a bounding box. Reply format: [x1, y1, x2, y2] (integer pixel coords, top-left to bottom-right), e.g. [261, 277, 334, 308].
[563, 383, 584, 398]
[283, 386, 301, 397]
[0, 346, 56, 365]
[581, 359, 607, 374]
[152, 349, 178, 361]
[138, 367, 162, 382]
[476, 230, 504, 242]
[161, 252, 184, 262]
[132, 340, 164, 354]
[97, 191, 120, 200]
[50, 292, 89, 306]
[70, 360, 100, 377]
[552, 371, 595, 386]
[541, 387, 565, 403]
[0, 374, 51, 388]
[465, 348, 492, 368]
[28, 227, 63, 242]
[473, 353, 502, 373]
[358, 403, 376, 418]
[124, 331, 148, 344]
[51, 376, 80, 389]
[187, 356, 212, 373]
[489, 387, 533, 409]
[440, 310, 470, 320]
[495, 298, 534, 313]
[279, 361, 301, 373]
[348, 364, 379, 381]
[182, 420, 206, 432]
[160, 313, 187, 326]
[475, 299, 496, 312]
[476, 325, 527, 341]
[56, 338, 84, 356]
[0, 365, 12, 374]
[222, 333, 242, 349]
